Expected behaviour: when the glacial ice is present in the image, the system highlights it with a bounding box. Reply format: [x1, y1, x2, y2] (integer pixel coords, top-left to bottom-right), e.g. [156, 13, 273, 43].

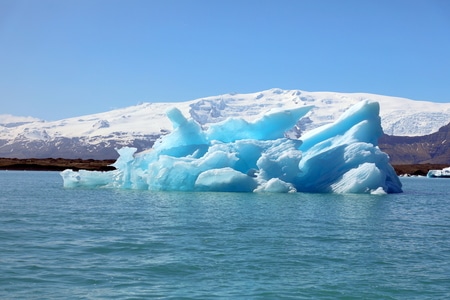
[61, 100, 403, 194]
[427, 167, 450, 178]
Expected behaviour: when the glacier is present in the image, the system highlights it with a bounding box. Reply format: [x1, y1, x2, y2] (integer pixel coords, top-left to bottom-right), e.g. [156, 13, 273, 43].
[61, 100, 402, 194]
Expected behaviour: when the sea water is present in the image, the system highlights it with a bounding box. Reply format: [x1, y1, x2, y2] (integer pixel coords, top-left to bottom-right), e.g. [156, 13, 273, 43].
[1, 171, 449, 299]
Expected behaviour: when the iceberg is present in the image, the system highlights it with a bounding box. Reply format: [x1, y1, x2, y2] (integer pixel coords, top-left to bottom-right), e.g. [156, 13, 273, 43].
[61, 100, 402, 194]
[427, 167, 450, 178]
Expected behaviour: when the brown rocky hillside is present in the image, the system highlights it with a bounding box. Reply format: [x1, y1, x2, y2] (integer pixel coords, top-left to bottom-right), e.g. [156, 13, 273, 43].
[379, 122, 450, 165]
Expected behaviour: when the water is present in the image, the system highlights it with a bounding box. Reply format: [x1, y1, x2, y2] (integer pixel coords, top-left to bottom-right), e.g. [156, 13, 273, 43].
[1, 171, 449, 299]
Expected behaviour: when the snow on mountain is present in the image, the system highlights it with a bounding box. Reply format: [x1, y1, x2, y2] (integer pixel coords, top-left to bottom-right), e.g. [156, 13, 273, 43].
[0, 114, 42, 128]
[1, 88, 450, 159]
[183, 89, 450, 136]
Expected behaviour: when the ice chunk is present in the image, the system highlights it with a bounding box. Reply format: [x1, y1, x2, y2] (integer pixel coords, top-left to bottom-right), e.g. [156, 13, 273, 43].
[61, 101, 403, 194]
[427, 167, 450, 178]
[195, 168, 257, 192]
[254, 178, 296, 193]
[206, 106, 312, 142]
[60, 169, 115, 188]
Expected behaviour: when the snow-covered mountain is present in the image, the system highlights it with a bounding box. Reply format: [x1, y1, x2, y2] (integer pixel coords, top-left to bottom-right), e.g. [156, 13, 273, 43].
[1, 88, 450, 159]
[0, 114, 42, 128]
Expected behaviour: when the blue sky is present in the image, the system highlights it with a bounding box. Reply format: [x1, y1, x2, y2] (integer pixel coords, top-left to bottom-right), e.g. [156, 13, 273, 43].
[1, 0, 449, 120]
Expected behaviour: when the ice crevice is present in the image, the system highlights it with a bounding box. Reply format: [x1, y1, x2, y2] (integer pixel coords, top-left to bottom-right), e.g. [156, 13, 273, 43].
[61, 100, 402, 194]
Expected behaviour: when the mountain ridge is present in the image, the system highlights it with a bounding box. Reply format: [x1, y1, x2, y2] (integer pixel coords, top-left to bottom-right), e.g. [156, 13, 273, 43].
[379, 122, 450, 165]
[1, 88, 450, 161]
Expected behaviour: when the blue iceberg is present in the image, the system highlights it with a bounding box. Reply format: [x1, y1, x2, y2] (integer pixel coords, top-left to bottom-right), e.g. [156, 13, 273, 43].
[61, 100, 402, 194]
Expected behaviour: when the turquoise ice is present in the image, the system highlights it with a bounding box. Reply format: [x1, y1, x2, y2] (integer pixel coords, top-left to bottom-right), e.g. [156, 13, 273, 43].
[61, 100, 402, 194]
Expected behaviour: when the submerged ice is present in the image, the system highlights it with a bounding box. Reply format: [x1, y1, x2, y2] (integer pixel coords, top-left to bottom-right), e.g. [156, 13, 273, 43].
[61, 100, 402, 194]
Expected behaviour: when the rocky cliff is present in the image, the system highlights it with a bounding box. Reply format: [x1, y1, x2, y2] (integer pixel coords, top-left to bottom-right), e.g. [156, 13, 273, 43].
[379, 123, 450, 165]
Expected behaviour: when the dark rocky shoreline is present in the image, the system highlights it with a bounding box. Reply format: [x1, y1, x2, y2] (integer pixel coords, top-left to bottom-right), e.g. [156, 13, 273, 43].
[0, 157, 448, 176]
[391, 164, 448, 176]
[0, 158, 116, 172]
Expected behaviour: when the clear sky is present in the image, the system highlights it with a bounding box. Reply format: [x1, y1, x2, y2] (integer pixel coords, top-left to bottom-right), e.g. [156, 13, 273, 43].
[1, 0, 449, 120]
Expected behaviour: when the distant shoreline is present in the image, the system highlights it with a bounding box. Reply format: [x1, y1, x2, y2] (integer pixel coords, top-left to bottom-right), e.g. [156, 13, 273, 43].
[391, 164, 449, 177]
[0, 157, 448, 176]
[0, 158, 116, 172]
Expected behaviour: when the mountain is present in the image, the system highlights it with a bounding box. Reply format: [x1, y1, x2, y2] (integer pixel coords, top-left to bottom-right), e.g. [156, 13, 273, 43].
[1, 88, 450, 160]
[379, 123, 450, 165]
[0, 114, 42, 128]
